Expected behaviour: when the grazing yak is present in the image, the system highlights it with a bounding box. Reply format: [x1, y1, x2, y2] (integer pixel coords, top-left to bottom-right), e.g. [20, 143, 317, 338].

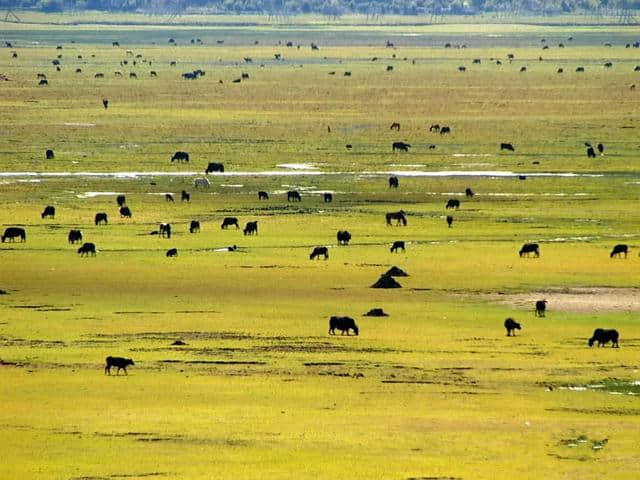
[588, 328, 619, 348]
[166, 248, 178, 257]
[610, 244, 628, 258]
[116, 194, 126, 207]
[171, 151, 189, 162]
[310, 246, 329, 260]
[519, 243, 540, 257]
[102, 98, 108, 109]
[389, 176, 399, 188]
[440, 126, 451, 135]
[587, 146, 597, 158]
[243, 221, 258, 235]
[41, 206, 55, 219]
[221, 217, 239, 229]
[500, 143, 515, 151]
[390, 122, 400, 131]
[189, 220, 200, 233]
[2, 227, 26, 243]
[193, 178, 210, 188]
[287, 191, 301, 202]
[119, 206, 132, 218]
[390, 241, 405, 253]
[95, 212, 108, 225]
[535, 300, 547, 317]
[386, 211, 407, 226]
[68, 229, 82, 244]
[323, 193, 333, 203]
[429, 124, 440, 133]
[77, 242, 96, 256]
[329, 316, 359, 336]
[392, 141, 411, 152]
[504, 318, 521, 336]
[258, 191, 269, 200]
[39, 79, 48, 86]
[165, 193, 174, 202]
[337, 230, 351, 245]
[158, 223, 171, 238]
[181, 190, 190, 202]
[465, 187, 474, 197]
[46, 149, 55, 159]
[446, 199, 460, 209]
[104, 356, 134, 375]
[597, 143, 604, 155]
[446, 216, 453, 227]
[205, 162, 225, 174]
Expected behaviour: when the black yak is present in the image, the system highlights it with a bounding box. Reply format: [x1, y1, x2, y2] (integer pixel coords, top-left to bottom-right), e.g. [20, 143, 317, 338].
[329, 316, 359, 336]
[2, 227, 26, 243]
[310, 246, 329, 260]
[95, 213, 108, 225]
[287, 191, 301, 202]
[535, 300, 547, 317]
[337, 230, 351, 245]
[77, 242, 96, 256]
[104, 356, 134, 375]
[519, 243, 539, 257]
[588, 328, 619, 348]
[41, 206, 55, 219]
[610, 244, 628, 258]
[68, 229, 82, 244]
[392, 142, 411, 152]
[189, 220, 200, 233]
[446, 199, 460, 209]
[243, 221, 258, 235]
[389, 176, 399, 188]
[504, 318, 521, 336]
[221, 217, 239, 229]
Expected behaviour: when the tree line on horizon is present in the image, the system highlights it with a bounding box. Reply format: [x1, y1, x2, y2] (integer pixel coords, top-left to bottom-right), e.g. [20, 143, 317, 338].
[2, 0, 639, 20]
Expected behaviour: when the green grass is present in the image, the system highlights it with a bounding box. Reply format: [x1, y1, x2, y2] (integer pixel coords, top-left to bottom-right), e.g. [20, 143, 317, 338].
[1, 17, 640, 480]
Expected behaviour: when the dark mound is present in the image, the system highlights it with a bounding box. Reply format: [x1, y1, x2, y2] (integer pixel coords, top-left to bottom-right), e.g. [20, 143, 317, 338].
[171, 339, 187, 346]
[364, 308, 389, 317]
[385, 266, 408, 277]
[371, 275, 402, 289]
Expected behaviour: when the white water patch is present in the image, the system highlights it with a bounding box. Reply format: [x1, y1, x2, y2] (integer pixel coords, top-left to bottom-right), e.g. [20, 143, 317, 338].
[374, 171, 605, 178]
[220, 184, 244, 188]
[277, 163, 319, 170]
[452, 154, 493, 157]
[389, 164, 426, 168]
[76, 191, 120, 199]
[61, 122, 95, 127]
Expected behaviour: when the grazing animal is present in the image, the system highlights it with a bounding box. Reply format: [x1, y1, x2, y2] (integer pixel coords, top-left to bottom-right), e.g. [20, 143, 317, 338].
[337, 230, 351, 245]
[241, 72, 249, 79]
[2, 227, 26, 243]
[119, 206, 132, 218]
[181, 190, 190, 202]
[189, 220, 200, 233]
[458, 66, 466, 72]
[310, 246, 329, 260]
[446, 199, 460, 209]
[610, 244, 628, 258]
[159, 223, 171, 238]
[104, 356, 134, 375]
[390, 122, 400, 131]
[392, 141, 411, 152]
[116, 195, 126, 207]
[344, 71, 351, 76]
[205, 162, 225, 174]
[171, 151, 189, 162]
[386, 211, 407, 226]
[77, 242, 96, 257]
[94, 213, 108, 225]
[535, 300, 547, 317]
[95, 73, 104, 78]
[557, 68, 564, 73]
[287, 191, 301, 202]
[129, 72, 137, 79]
[165, 193, 174, 202]
[604, 62, 612, 68]
[46, 149, 55, 159]
[465, 188, 474, 197]
[193, 178, 210, 188]
[429, 124, 440, 132]
[389, 176, 399, 188]
[68, 229, 82, 244]
[243, 221, 258, 235]
[323, 193, 333, 203]
[576, 66, 584, 72]
[519, 243, 540, 258]
[473, 58, 481, 64]
[504, 318, 521, 336]
[38, 79, 48, 86]
[150, 71, 157, 77]
[41, 206, 55, 219]
[446, 216, 453, 227]
[166, 248, 178, 257]
[112, 41, 120, 47]
[520, 66, 527, 72]
[588, 328, 619, 348]
[387, 65, 394, 72]
[500, 143, 515, 151]
[597, 143, 604, 155]
[329, 316, 359, 336]
[587, 146, 596, 158]
[440, 126, 451, 135]
[390, 241, 405, 253]
[221, 217, 239, 229]
[102, 98, 108, 109]
[258, 191, 269, 200]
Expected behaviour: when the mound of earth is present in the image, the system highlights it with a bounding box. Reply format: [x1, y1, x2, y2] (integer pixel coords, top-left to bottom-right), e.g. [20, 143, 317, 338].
[385, 266, 408, 277]
[364, 308, 389, 317]
[371, 275, 402, 289]
[171, 339, 187, 346]
[492, 287, 640, 313]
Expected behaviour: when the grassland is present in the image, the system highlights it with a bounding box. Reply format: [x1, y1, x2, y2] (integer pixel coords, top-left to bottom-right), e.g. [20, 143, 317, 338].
[1, 17, 640, 480]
